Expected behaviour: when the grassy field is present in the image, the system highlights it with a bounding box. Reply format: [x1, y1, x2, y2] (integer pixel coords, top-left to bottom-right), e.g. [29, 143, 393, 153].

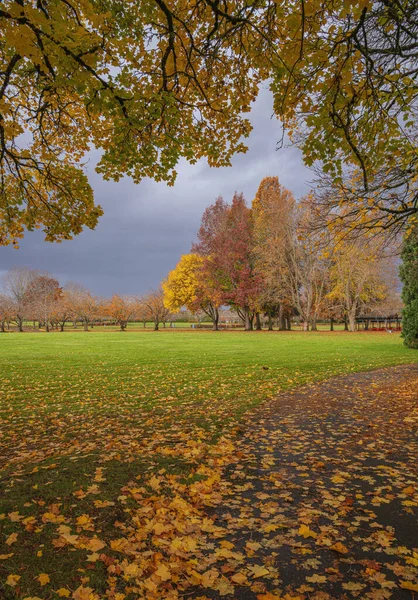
[0, 330, 416, 599]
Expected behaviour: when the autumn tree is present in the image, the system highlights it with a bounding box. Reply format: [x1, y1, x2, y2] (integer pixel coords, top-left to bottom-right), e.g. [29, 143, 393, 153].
[283, 201, 331, 332]
[327, 239, 391, 332]
[194, 193, 262, 330]
[1, 266, 39, 331]
[50, 291, 73, 332]
[105, 295, 137, 332]
[0, 293, 13, 332]
[24, 274, 62, 332]
[252, 177, 296, 330]
[400, 224, 418, 349]
[64, 283, 98, 331]
[163, 254, 221, 330]
[142, 289, 171, 331]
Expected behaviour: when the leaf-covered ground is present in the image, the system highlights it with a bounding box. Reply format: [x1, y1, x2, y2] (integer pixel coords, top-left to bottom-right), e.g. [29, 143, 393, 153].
[0, 332, 417, 599]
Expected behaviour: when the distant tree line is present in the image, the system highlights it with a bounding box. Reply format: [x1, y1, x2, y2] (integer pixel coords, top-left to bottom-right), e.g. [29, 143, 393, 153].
[0, 271, 172, 332]
[163, 177, 403, 333]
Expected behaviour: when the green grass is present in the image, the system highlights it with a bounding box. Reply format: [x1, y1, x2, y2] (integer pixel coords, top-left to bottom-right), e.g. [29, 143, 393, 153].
[0, 330, 416, 598]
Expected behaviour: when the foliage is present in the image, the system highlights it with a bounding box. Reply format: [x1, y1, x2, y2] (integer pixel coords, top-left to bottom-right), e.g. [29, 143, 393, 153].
[400, 224, 418, 348]
[1, 1, 415, 242]
[193, 193, 263, 330]
[162, 253, 221, 329]
[328, 238, 389, 332]
[104, 295, 136, 331]
[252, 177, 296, 329]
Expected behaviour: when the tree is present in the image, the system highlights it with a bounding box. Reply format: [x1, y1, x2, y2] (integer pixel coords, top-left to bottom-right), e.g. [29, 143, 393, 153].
[24, 274, 62, 332]
[0, 293, 13, 332]
[142, 289, 170, 331]
[194, 193, 262, 330]
[105, 295, 137, 331]
[328, 240, 390, 332]
[1, 266, 39, 331]
[162, 254, 221, 330]
[252, 177, 296, 330]
[0, 0, 261, 245]
[284, 201, 331, 332]
[400, 224, 418, 348]
[64, 283, 98, 331]
[50, 291, 73, 332]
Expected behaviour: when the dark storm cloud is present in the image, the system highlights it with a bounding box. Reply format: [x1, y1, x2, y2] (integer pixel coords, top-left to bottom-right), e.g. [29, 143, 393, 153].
[0, 89, 312, 296]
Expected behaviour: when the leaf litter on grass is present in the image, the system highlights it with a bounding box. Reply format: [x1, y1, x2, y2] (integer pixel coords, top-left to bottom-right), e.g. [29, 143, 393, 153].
[0, 345, 417, 598]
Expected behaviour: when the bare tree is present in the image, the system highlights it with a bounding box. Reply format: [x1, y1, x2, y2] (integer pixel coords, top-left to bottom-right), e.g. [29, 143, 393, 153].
[2, 267, 39, 331]
[142, 290, 171, 331]
[64, 283, 99, 331]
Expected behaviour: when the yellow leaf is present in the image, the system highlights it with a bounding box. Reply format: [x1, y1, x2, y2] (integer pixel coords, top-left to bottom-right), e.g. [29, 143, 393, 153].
[249, 565, 270, 578]
[231, 572, 248, 584]
[56, 589, 71, 598]
[330, 542, 349, 554]
[0, 553, 14, 560]
[6, 574, 21, 587]
[400, 581, 418, 592]
[306, 574, 326, 583]
[85, 538, 105, 552]
[86, 553, 99, 562]
[155, 563, 171, 581]
[37, 573, 50, 586]
[5, 532, 18, 546]
[298, 524, 317, 539]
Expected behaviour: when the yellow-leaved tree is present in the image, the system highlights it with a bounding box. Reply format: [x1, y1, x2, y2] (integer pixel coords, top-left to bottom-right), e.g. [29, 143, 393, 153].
[163, 254, 222, 330]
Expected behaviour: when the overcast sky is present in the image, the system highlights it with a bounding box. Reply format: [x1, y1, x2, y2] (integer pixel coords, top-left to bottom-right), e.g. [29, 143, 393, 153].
[0, 88, 312, 296]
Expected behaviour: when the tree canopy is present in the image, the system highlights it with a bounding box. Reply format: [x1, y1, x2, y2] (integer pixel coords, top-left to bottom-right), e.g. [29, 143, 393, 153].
[1, 0, 416, 244]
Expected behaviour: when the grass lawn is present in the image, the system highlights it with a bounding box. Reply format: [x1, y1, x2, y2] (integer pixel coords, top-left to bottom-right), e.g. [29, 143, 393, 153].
[0, 330, 416, 599]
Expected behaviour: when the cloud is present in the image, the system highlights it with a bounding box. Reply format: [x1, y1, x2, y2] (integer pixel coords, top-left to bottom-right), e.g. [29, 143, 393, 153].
[0, 89, 312, 296]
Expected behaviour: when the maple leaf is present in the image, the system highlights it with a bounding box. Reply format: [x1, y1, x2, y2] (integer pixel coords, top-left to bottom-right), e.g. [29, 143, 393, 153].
[6, 574, 21, 587]
[37, 573, 50, 586]
[72, 585, 100, 600]
[5, 532, 18, 546]
[330, 542, 349, 554]
[306, 574, 326, 583]
[400, 581, 418, 592]
[56, 589, 71, 598]
[248, 565, 270, 578]
[155, 563, 171, 581]
[298, 524, 317, 539]
[231, 572, 248, 585]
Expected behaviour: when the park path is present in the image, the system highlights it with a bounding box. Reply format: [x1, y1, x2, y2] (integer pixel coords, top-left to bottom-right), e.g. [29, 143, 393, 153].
[202, 364, 418, 600]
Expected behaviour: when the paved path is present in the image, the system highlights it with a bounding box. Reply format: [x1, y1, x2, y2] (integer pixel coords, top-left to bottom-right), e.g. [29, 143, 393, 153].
[207, 364, 418, 599]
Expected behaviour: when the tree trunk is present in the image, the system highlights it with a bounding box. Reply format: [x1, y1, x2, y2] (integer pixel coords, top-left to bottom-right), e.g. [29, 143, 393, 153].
[286, 317, 292, 330]
[330, 317, 334, 331]
[302, 320, 309, 332]
[154, 322, 159, 331]
[244, 308, 252, 331]
[212, 316, 219, 331]
[278, 306, 286, 330]
[1, 320, 5, 333]
[17, 317, 23, 332]
[60, 323, 65, 332]
[348, 311, 356, 332]
[267, 314, 273, 331]
[311, 318, 317, 331]
[83, 321, 89, 331]
[344, 317, 348, 331]
[255, 313, 262, 330]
